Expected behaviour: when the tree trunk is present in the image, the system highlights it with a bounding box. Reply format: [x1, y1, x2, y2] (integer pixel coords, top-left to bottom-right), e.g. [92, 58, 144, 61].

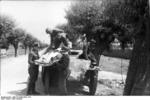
[131, 18, 150, 95]
[124, 6, 150, 95]
[24, 46, 27, 55]
[142, 10, 150, 95]
[29, 47, 31, 52]
[14, 47, 18, 57]
[123, 36, 147, 95]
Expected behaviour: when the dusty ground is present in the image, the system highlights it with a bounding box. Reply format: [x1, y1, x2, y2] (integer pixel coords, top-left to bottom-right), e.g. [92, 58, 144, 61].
[1, 51, 129, 96]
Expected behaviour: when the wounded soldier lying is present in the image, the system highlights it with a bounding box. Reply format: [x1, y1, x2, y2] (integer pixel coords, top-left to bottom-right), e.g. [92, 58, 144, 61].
[35, 49, 63, 66]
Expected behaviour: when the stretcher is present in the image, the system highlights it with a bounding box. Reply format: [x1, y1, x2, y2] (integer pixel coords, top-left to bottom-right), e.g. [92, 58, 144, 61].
[35, 50, 63, 67]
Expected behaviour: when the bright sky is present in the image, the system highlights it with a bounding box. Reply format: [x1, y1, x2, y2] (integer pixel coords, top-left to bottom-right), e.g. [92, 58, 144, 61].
[0, 1, 71, 44]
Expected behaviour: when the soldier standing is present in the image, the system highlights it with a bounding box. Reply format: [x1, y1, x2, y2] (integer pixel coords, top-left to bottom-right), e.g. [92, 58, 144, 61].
[27, 43, 40, 95]
[43, 28, 70, 95]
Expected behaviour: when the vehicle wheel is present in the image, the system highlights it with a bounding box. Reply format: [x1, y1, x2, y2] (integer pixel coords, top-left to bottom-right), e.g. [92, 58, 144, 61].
[89, 70, 98, 95]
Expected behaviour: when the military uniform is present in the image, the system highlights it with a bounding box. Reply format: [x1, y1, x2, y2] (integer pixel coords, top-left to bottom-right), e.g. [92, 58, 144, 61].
[42, 34, 70, 95]
[81, 39, 98, 85]
[53, 36, 70, 95]
[27, 49, 39, 95]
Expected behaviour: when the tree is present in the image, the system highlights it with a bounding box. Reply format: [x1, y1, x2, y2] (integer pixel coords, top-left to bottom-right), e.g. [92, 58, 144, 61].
[66, 0, 118, 68]
[22, 34, 32, 54]
[0, 37, 9, 50]
[66, 0, 150, 95]
[65, 0, 123, 95]
[0, 15, 15, 50]
[102, 0, 150, 95]
[7, 28, 25, 57]
[0, 14, 43, 56]
[0, 15, 15, 38]
[23, 34, 40, 52]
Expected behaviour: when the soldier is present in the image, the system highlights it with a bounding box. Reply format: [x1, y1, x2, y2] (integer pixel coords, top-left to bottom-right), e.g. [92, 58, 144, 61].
[27, 42, 40, 95]
[80, 38, 98, 85]
[43, 28, 70, 95]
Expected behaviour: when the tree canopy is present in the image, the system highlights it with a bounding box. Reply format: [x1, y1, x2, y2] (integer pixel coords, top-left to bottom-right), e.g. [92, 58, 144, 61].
[0, 15, 15, 38]
[0, 14, 46, 56]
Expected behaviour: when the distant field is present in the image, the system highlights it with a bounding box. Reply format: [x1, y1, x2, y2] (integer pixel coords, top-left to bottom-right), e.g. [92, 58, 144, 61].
[100, 55, 129, 75]
[70, 50, 130, 75]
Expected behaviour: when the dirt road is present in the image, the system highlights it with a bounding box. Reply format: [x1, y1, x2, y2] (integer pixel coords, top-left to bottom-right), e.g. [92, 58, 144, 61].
[1, 54, 127, 96]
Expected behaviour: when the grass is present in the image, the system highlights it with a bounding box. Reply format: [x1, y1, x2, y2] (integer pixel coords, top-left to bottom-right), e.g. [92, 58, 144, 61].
[70, 49, 130, 75]
[69, 51, 129, 95]
[103, 49, 132, 59]
[96, 79, 124, 95]
[69, 55, 128, 95]
[100, 55, 129, 75]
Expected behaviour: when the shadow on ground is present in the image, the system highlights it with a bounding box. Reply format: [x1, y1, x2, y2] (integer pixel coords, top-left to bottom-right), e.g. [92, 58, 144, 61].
[7, 82, 28, 95]
[67, 76, 89, 95]
[7, 88, 27, 96]
[7, 76, 89, 96]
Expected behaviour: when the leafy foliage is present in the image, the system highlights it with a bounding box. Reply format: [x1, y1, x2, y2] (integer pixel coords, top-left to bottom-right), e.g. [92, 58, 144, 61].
[103, 0, 149, 36]
[0, 14, 45, 56]
[0, 15, 15, 38]
[7, 28, 25, 45]
[65, 0, 115, 51]
[56, 24, 80, 45]
[66, 0, 103, 35]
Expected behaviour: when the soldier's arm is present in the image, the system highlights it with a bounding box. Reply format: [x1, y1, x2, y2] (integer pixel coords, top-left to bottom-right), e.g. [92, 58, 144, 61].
[60, 37, 70, 51]
[28, 53, 35, 65]
[62, 37, 69, 46]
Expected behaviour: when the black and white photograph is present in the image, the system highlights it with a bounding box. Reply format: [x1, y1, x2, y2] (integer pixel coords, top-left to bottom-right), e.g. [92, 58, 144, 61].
[0, 0, 150, 99]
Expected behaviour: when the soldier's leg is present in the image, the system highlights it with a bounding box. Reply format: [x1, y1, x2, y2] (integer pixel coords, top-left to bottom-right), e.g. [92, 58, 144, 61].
[32, 68, 39, 94]
[48, 68, 59, 95]
[27, 67, 39, 95]
[56, 54, 70, 95]
[83, 52, 96, 85]
[27, 67, 35, 95]
[58, 71, 69, 95]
